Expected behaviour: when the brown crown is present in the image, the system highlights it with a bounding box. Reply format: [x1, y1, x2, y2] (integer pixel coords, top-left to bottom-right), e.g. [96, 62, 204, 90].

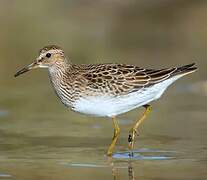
[39, 45, 62, 54]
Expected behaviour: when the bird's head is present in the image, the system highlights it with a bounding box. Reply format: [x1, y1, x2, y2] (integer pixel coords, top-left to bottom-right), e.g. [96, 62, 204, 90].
[15, 45, 65, 77]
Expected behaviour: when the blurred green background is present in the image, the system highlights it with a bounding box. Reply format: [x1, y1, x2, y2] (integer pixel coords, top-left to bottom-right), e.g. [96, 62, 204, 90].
[0, 0, 206, 180]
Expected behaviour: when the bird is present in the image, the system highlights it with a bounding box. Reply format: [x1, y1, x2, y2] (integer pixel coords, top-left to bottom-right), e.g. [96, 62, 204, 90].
[14, 45, 197, 156]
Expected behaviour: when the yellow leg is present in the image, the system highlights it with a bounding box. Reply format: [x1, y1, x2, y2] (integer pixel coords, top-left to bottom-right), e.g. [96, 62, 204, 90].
[128, 104, 152, 151]
[107, 116, 120, 156]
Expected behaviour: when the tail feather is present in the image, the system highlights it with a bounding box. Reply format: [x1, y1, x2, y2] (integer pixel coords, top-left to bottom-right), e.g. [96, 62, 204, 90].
[172, 63, 197, 77]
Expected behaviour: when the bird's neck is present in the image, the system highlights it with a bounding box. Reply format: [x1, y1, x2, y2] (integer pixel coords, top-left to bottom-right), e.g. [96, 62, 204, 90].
[48, 61, 75, 107]
[48, 59, 75, 87]
[49, 61, 71, 75]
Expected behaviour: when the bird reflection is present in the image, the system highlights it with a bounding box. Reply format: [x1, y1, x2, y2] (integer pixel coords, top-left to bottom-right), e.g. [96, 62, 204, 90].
[108, 157, 135, 180]
[128, 162, 135, 180]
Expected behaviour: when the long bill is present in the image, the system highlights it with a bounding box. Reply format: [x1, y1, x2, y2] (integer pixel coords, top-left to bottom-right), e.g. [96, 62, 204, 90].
[14, 61, 39, 77]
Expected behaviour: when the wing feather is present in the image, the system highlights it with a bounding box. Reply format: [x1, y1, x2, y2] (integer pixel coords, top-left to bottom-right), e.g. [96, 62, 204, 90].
[78, 64, 179, 96]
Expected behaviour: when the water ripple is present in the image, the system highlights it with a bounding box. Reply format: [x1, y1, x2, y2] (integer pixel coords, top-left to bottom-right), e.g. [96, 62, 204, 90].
[0, 173, 12, 178]
[113, 148, 176, 160]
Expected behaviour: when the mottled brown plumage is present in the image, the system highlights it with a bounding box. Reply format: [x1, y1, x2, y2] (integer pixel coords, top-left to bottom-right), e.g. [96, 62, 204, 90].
[48, 62, 196, 100]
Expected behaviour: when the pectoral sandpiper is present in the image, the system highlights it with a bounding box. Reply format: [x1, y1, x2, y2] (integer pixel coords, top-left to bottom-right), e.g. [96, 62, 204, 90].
[15, 45, 197, 156]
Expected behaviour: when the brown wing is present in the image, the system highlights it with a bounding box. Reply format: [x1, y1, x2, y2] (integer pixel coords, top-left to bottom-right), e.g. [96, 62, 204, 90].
[78, 63, 178, 96]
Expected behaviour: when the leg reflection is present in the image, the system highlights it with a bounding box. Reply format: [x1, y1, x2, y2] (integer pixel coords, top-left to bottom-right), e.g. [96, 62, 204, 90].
[128, 161, 135, 180]
[107, 156, 118, 180]
[107, 157, 135, 180]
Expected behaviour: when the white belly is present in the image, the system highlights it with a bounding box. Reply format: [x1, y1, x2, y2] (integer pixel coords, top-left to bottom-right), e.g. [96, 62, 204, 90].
[72, 75, 182, 117]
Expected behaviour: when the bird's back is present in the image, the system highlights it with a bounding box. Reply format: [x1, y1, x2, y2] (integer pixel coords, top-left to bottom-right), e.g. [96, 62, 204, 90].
[71, 63, 197, 96]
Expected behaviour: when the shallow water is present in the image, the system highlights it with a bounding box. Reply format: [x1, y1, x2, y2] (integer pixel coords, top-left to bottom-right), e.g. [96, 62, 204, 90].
[0, 1, 207, 179]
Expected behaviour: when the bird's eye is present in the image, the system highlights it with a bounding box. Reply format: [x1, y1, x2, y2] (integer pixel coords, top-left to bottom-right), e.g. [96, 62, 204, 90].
[46, 53, 51, 58]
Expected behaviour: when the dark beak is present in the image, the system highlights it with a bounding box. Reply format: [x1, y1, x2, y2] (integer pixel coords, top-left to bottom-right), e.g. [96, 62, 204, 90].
[14, 61, 39, 77]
